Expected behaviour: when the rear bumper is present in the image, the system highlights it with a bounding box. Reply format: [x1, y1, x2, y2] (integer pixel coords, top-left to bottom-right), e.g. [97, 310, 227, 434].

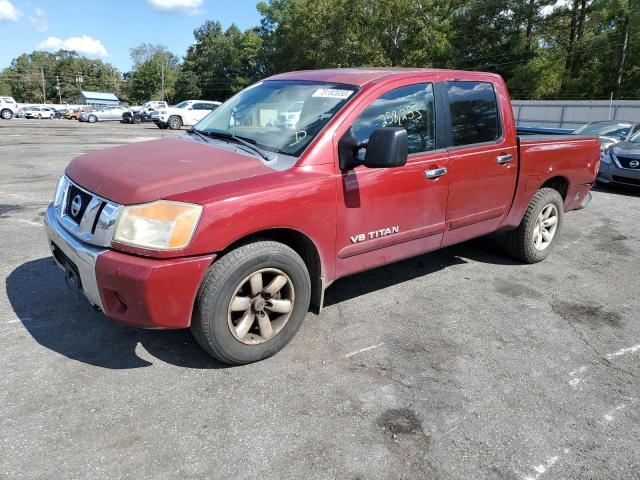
[44, 205, 215, 329]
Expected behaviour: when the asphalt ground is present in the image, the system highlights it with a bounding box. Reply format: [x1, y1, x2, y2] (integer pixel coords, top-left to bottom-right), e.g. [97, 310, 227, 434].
[1, 118, 639, 480]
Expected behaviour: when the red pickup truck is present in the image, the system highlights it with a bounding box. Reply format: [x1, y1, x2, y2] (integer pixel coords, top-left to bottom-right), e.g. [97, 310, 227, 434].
[44, 69, 599, 364]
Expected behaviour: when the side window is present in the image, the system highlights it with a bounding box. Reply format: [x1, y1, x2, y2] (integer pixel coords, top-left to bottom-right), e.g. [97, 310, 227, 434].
[351, 83, 436, 155]
[446, 81, 500, 146]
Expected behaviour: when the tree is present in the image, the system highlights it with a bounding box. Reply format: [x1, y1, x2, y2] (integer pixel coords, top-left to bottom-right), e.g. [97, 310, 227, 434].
[128, 44, 180, 104]
[1, 50, 123, 103]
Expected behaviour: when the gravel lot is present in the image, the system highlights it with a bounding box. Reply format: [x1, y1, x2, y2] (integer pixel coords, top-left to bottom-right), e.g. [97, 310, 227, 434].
[1, 118, 639, 480]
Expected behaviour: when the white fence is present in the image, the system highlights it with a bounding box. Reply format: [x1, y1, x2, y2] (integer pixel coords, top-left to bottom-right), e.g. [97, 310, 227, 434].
[512, 100, 640, 129]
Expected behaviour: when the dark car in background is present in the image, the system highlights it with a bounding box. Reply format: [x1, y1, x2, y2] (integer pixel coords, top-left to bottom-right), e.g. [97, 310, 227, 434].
[598, 131, 640, 187]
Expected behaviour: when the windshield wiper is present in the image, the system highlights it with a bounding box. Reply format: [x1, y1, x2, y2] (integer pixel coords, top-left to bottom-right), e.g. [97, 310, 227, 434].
[203, 130, 273, 162]
[186, 128, 210, 144]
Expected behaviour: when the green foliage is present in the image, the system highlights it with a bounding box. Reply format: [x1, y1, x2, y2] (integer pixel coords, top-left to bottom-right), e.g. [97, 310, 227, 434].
[1, 50, 123, 103]
[1, 0, 638, 103]
[128, 44, 180, 104]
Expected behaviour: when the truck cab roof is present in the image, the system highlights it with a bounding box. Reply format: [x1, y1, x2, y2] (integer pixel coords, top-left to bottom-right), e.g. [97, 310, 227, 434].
[267, 68, 503, 87]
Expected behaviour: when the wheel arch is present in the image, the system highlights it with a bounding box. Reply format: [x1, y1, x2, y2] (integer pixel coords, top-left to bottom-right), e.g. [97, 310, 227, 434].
[218, 227, 325, 313]
[540, 175, 569, 200]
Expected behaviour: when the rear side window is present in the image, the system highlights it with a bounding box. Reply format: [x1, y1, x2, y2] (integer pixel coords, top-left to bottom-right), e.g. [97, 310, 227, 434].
[351, 83, 436, 155]
[446, 81, 500, 146]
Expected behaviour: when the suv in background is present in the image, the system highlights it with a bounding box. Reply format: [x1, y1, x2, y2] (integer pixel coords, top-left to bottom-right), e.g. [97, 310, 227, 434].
[1, 96, 18, 119]
[152, 100, 221, 130]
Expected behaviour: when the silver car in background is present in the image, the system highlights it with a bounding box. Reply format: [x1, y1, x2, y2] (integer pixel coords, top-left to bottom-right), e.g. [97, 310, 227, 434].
[80, 106, 129, 123]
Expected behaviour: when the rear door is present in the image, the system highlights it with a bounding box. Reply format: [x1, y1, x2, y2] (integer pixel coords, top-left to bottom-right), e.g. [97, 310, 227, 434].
[441, 80, 517, 246]
[334, 79, 450, 277]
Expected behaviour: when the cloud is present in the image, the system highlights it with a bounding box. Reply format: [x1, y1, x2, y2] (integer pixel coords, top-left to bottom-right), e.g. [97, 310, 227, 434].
[147, 0, 203, 15]
[0, 0, 20, 22]
[29, 7, 48, 32]
[36, 35, 109, 58]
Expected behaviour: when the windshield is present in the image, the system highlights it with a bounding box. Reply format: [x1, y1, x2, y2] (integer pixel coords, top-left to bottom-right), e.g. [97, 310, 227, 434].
[194, 80, 358, 157]
[574, 122, 632, 139]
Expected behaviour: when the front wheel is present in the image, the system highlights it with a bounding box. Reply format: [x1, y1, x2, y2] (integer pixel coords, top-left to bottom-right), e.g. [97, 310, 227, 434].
[37, 114, 42, 120]
[1, 109, 13, 120]
[506, 187, 564, 263]
[88, 115, 97, 123]
[168, 115, 182, 130]
[191, 241, 311, 365]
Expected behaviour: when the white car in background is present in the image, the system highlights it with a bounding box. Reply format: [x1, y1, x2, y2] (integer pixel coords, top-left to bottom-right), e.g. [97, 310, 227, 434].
[1, 96, 18, 119]
[152, 100, 221, 130]
[24, 107, 56, 119]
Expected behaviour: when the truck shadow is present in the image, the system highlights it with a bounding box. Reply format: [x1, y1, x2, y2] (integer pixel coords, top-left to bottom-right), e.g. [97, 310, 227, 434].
[5, 257, 229, 370]
[7, 236, 517, 369]
[324, 235, 518, 306]
[592, 182, 640, 197]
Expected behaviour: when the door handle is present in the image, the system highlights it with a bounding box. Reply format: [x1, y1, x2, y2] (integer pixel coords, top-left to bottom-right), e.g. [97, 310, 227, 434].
[496, 154, 513, 164]
[425, 167, 448, 179]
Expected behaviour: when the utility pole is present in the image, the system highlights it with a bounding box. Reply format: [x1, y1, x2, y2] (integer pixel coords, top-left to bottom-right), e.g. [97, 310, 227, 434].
[55, 75, 62, 104]
[40, 67, 46, 103]
[161, 63, 165, 102]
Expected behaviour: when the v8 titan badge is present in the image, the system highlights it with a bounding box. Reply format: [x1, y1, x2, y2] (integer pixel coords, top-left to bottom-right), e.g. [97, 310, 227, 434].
[350, 226, 400, 243]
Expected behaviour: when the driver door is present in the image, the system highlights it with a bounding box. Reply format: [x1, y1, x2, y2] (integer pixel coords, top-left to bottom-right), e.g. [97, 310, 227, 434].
[334, 80, 450, 278]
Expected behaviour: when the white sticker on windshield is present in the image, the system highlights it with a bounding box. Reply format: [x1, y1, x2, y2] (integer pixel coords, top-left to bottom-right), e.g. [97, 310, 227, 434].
[312, 88, 352, 99]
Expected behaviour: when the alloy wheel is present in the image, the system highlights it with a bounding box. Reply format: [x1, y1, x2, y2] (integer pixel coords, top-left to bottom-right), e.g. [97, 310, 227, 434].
[533, 204, 559, 251]
[227, 268, 295, 345]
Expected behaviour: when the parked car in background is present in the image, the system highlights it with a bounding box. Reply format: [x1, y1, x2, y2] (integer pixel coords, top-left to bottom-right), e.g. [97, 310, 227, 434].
[1, 96, 18, 119]
[122, 101, 169, 124]
[25, 107, 56, 119]
[44, 68, 599, 365]
[573, 121, 640, 151]
[15, 107, 30, 118]
[152, 100, 221, 130]
[80, 106, 129, 123]
[53, 108, 69, 119]
[598, 130, 640, 187]
[64, 109, 82, 120]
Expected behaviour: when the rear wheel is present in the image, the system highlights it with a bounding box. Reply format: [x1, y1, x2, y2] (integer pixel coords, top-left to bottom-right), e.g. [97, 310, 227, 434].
[506, 187, 564, 263]
[168, 115, 182, 130]
[191, 241, 311, 365]
[1, 109, 13, 120]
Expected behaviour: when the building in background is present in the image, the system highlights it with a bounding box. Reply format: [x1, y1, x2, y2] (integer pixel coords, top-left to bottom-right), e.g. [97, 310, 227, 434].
[77, 91, 120, 106]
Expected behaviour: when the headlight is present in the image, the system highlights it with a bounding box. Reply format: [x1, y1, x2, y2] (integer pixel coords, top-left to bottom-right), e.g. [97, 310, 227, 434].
[113, 200, 203, 250]
[600, 151, 613, 165]
[53, 175, 68, 207]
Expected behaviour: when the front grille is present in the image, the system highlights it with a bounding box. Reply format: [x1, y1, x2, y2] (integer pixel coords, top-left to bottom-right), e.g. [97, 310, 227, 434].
[612, 175, 640, 186]
[64, 184, 92, 224]
[616, 155, 640, 170]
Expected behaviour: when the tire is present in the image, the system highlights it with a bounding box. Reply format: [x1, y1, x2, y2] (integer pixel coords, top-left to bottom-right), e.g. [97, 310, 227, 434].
[1, 109, 13, 120]
[192, 241, 311, 365]
[37, 114, 42, 120]
[506, 187, 564, 264]
[88, 115, 97, 123]
[168, 115, 182, 130]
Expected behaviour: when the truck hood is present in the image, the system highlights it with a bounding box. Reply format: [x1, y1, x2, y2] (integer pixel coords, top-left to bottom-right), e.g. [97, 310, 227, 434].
[65, 137, 273, 205]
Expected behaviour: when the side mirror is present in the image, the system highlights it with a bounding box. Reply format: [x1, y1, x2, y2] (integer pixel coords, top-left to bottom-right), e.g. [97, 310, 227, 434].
[363, 127, 408, 168]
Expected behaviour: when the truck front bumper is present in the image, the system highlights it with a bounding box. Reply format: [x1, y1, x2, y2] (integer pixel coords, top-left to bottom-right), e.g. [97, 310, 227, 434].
[44, 205, 215, 329]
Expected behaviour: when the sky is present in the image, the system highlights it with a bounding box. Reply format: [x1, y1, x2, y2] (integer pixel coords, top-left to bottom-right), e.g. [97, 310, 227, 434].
[0, 0, 262, 72]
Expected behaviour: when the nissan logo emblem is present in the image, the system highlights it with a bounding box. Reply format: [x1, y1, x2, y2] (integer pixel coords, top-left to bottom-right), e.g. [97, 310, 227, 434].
[70, 194, 83, 217]
[629, 160, 640, 168]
